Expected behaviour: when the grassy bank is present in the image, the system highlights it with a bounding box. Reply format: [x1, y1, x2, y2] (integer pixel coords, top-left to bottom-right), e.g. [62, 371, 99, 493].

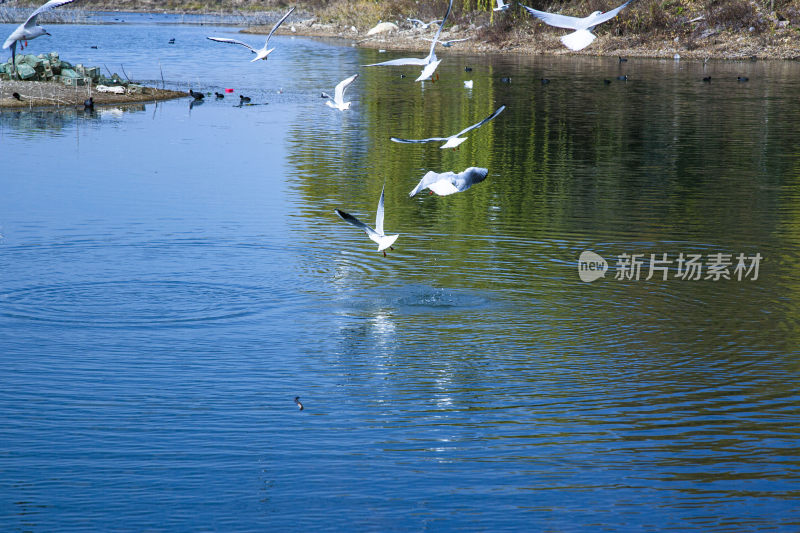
[6, 0, 800, 59]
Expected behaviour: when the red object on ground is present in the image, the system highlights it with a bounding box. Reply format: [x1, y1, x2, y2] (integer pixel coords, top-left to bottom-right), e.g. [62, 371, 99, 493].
[225, 88, 234, 93]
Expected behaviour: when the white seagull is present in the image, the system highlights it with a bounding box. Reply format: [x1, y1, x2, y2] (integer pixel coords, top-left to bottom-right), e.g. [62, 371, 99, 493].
[410, 167, 489, 197]
[366, 0, 453, 82]
[406, 18, 442, 29]
[494, 0, 510, 12]
[335, 186, 399, 256]
[422, 36, 472, 48]
[519, 0, 632, 51]
[321, 73, 358, 111]
[3, 0, 75, 76]
[391, 105, 505, 149]
[207, 6, 295, 62]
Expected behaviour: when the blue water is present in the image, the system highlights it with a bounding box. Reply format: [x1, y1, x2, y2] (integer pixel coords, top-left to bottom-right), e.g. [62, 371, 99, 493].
[1, 16, 800, 531]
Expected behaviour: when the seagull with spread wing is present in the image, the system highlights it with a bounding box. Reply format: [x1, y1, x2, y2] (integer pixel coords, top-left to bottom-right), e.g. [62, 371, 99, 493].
[422, 36, 472, 48]
[494, 0, 510, 11]
[409, 167, 489, 197]
[391, 105, 505, 149]
[321, 74, 358, 111]
[335, 186, 399, 256]
[519, 0, 632, 51]
[207, 6, 295, 62]
[3, 0, 75, 77]
[366, 0, 453, 82]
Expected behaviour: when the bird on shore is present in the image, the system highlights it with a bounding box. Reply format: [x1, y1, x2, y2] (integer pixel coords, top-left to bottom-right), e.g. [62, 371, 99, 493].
[494, 0, 510, 12]
[3, 0, 75, 77]
[519, 0, 632, 51]
[409, 167, 489, 197]
[321, 73, 358, 110]
[335, 185, 399, 256]
[207, 6, 295, 62]
[391, 105, 505, 149]
[365, 0, 453, 82]
[12, 92, 22, 101]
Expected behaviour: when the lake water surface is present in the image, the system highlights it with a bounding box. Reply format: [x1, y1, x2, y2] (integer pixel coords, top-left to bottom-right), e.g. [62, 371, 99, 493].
[1, 16, 799, 532]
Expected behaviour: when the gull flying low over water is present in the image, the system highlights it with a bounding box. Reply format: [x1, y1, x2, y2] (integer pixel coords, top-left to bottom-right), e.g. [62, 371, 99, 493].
[321, 73, 358, 110]
[335, 186, 399, 256]
[519, 0, 632, 51]
[366, 0, 453, 82]
[207, 6, 295, 62]
[391, 105, 505, 149]
[409, 167, 489, 197]
[3, 0, 75, 76]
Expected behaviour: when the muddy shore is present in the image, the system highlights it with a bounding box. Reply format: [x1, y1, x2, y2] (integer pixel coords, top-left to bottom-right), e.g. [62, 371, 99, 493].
[0, 80, 186, 109]
[245, 17, 800, 61]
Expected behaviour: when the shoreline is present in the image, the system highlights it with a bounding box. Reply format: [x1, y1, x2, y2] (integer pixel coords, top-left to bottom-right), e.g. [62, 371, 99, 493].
[246, 18, 800, 62]
[0, 80, 186, 109]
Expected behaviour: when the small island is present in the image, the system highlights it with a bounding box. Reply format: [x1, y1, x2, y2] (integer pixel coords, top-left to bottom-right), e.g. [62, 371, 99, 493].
[0, 52, 186, 108]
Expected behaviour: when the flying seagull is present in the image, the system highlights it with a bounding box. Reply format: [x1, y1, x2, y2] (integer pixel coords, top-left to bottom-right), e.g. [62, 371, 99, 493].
[321, 73, 358, 110]
[335, 185, 399, 256]
[3, 0, 75, 77]
[494, 0, 510, 11]
[409, 167, 489, 197]
[207, 6, 295, 62]
[422, 36, 472, 48]
[519, 0, 632, 51]
[366, 0, 453, 82]
[391, 105, 505, 149]
[407, 18, 442, 29]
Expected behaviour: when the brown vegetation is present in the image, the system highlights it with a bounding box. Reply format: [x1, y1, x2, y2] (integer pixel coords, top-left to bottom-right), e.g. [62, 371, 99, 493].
[7, 0, 800, 59]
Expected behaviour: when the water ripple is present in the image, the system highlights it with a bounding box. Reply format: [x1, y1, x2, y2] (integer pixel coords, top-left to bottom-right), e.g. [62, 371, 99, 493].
[0, 280, 281, 327]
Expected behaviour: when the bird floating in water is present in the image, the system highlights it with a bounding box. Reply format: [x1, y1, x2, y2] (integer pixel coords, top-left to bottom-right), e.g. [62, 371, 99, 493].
[365, 0, 453, 82]
[335, 185, 399, 256]
[737, 76, 749, 82]
[2, 0, 75, 77]
[321, 73, 358, 111]
[83, 96, 93, 110]
[215, 91, 225, 98]
[189, 89, 204, 100]
[391, 105, 505, 149]
[519, 0, 632, 51]
[239, 94, 251, 103]
[294, 396, 304, 410]
[409, 167, 489, 197]
[464, 80, 473, 89]
[207, 6, 295, 62]
[494, 0, 510, 12]
[168, 38, 175, 44]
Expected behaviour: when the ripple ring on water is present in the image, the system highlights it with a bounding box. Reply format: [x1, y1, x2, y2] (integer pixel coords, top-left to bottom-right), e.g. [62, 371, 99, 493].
[0, 280, 279, 327]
